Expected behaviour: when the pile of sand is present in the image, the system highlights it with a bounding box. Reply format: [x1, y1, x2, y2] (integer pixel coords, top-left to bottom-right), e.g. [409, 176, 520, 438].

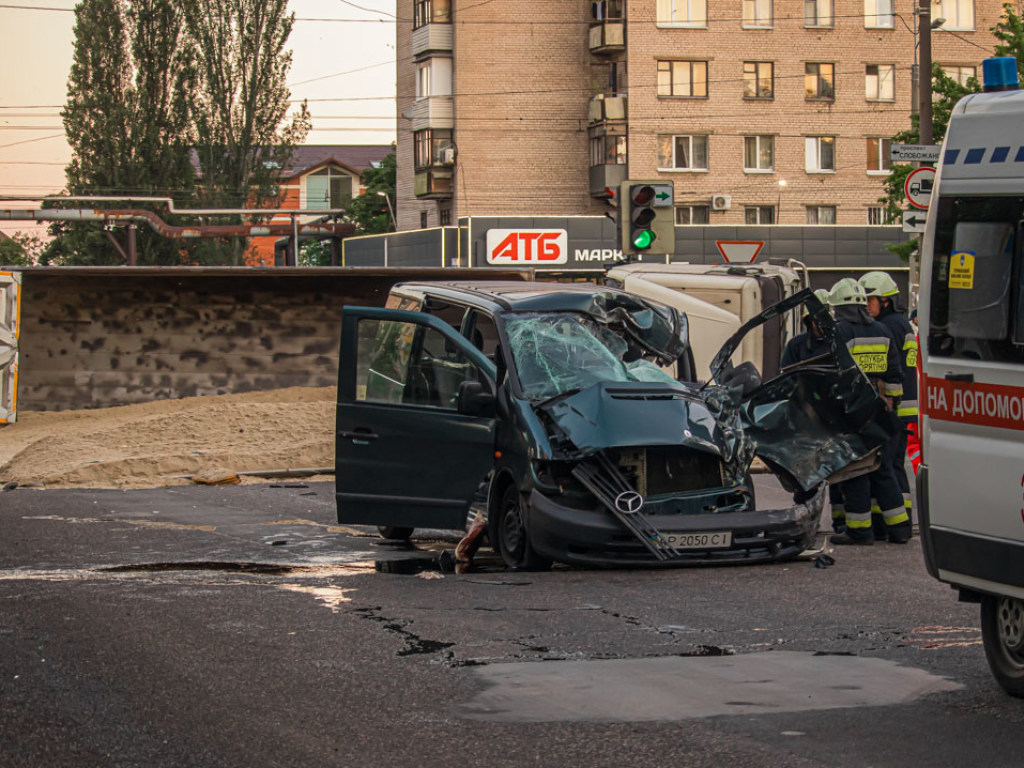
[0, 387, 337, 490]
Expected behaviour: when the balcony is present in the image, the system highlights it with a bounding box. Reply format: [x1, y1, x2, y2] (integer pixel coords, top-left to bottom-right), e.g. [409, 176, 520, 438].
[589, 164, 627, 198]
[588, 94, 627, 125]
[412, 23, 453, 57]
[588, 21, 624, 54]
[414, 168, 453, 199]
[409, 96, 454, 132]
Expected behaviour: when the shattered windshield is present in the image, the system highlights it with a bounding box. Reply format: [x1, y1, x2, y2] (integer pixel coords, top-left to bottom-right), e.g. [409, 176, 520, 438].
[504, 312, 678, 401]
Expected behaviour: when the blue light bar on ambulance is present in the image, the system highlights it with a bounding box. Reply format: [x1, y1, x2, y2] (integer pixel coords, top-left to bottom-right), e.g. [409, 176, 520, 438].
[982, 57, 1019, 92]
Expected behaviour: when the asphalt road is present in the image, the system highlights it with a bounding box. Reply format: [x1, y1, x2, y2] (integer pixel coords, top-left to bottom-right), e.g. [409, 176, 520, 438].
[2, 478, 1023, 768]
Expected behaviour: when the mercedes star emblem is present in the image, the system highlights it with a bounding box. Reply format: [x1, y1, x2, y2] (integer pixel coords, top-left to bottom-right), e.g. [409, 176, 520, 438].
[614, 491, 644, 515]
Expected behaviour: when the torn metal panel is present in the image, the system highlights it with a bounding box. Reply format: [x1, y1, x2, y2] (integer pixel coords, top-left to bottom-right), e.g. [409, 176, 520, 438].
[710, 287, 900, 492]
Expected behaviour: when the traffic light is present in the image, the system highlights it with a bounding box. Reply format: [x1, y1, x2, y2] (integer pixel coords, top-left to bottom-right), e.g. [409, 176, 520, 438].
[619, 180, 675, 256]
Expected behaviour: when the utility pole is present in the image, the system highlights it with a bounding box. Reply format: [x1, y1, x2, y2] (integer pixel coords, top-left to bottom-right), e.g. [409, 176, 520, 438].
[918, 0, 934, 145]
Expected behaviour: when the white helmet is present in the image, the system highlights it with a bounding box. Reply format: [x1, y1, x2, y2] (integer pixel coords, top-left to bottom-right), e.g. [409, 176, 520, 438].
[829, 277, 868, 307]
[814, 288, 830, 305]
[859, 271, 899, 298]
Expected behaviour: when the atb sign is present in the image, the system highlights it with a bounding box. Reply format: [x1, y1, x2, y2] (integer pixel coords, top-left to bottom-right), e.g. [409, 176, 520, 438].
[486, 229, 568, 264]
[904, 167, 936, 210]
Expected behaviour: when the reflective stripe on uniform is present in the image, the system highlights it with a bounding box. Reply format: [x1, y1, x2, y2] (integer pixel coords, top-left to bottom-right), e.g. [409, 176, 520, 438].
[847, 338, 891, 374]
[882, 505, 910, 526]
[883, 381, 904, 397]
[898, 399, 919, 417]
[903, 493, 913, 510]
[846, 511, 873, 529]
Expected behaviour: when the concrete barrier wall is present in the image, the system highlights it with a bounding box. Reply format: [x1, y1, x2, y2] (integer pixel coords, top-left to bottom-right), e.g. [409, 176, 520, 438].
[14, 267, 528, 411]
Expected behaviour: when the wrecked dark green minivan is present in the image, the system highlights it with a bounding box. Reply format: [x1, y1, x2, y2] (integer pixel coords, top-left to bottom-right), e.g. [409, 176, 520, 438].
[335, 281, 897, 569]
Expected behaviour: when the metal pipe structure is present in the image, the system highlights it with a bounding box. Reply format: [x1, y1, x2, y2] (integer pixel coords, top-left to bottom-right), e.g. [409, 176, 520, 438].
[0, 208, 355, 239]
[0, 195, 342, 218]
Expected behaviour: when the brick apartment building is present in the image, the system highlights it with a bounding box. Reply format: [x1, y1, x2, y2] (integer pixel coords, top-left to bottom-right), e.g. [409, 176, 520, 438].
[395, 0, 1002, 231]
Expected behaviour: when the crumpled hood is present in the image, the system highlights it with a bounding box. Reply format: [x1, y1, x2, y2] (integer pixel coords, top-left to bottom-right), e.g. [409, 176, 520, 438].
[541, 380, 753, 467]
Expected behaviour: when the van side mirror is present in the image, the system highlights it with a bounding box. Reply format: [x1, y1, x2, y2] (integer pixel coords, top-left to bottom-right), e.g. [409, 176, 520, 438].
[457, 379, 496, 417]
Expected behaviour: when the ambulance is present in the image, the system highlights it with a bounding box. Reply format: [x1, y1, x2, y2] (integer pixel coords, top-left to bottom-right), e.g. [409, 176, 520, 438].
[917, 56, 1024, 696]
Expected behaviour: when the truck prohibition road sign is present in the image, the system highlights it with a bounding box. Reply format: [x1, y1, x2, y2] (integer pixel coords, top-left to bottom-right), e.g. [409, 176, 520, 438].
[904, 167, 936, 210]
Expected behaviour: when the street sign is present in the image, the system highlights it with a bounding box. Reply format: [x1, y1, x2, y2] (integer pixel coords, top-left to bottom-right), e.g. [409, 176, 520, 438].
[651, 184, 673, 207]
[902, 210, 927, 233]
[904, 167, 936, 210]
[716, 240, 764, 263]
[890, 144, 941, 163]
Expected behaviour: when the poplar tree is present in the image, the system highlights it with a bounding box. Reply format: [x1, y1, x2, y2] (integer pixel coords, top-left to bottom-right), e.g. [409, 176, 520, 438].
[184, 0, 311, 264]
[50, 0, 197, 265]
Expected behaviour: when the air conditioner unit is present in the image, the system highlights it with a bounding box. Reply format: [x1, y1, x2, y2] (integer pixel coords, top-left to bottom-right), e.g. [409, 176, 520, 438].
[711, 194, 732, 211]
[440, 147, 457, 165]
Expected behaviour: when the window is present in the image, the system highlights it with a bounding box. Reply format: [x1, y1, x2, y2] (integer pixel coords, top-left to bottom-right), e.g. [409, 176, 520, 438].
[864, 0, 893, 28]
[867, 206, 885, 225]
[415, 59, 452, 100]
[943, 64, 977, 86]
[804, 0, 834, 26]
[743, 0, 772, 27]
[439, 209, 451, 226]
[743, 62, 774, 99]
[744, 135, 775, 171]
[658, 135, 709, 171]
[592, 0, 624, 20]
[656, 0, 707, 26]
[657, 60, 708, 98]
[867, 137, 892, 173]
[420, 211, 429, 228]
[805, 63, 835, 100]
[806, 205, 837, 224]
[942, 0, 975, 30]
[306, 167, 352, 209]
[413, 0, 451, 29]
[414, 129, 453, 169]
[927, 196, 1024, 363]
[590, 135, 627, 166]
[676, 205, 710, 224]
[865, 64, 895, 101]
[355, 318, 482, 408]
[745, 206, 775, 224]
[805, 136, 836, 172]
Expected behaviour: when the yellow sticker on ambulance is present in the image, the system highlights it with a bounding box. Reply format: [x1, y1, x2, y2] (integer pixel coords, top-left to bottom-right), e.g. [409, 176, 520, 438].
[949, 251, 975, 290]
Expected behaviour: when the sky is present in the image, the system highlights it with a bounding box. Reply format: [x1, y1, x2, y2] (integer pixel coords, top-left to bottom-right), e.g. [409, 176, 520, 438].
[0, 0, 398, 239]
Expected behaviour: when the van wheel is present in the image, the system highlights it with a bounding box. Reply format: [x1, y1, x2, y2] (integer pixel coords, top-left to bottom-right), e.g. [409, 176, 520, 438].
[496, 485, 552, 572]
[377, 526, 413, 541]
[981, 595, 1024, 697]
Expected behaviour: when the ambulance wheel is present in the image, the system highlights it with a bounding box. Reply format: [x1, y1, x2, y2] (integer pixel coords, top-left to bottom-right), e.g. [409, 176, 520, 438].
[496, 485, 551, 572]
[377, 526, 413, 540]
[981, 595, 1024, 697]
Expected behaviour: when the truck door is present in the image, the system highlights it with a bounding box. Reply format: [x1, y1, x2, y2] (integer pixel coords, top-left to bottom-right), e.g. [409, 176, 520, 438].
[0, 272, 20, 424]
[922, 195, 1024, 576]
[335, 306, 498, 531]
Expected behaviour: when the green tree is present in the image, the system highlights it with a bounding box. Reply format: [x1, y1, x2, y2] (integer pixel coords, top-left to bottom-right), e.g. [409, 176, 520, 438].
[345, 153, 397, 235]
[48, 0, 198, 266]
[878, 3, 1024, 260]
[184, 0, 311, 265]
[0, 233, 44, 266]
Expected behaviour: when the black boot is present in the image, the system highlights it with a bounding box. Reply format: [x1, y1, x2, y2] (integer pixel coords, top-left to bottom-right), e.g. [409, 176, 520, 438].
[887, 524, 912, 544]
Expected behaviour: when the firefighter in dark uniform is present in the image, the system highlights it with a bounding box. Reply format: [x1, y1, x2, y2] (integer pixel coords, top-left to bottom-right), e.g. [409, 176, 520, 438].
[860, 271, 918, 533]
[827, 278, 911, 545]
[781, 289, 832, 369]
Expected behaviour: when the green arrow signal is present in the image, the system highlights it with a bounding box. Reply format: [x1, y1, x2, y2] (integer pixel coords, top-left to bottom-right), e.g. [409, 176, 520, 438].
[655, 190, 670, 201]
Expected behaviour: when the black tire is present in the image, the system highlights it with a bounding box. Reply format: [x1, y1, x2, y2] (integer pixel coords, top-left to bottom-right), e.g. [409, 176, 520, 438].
[981, 594, 1024, 697]
[495, 485, 552, 572]
[377, 525, 414, 541]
